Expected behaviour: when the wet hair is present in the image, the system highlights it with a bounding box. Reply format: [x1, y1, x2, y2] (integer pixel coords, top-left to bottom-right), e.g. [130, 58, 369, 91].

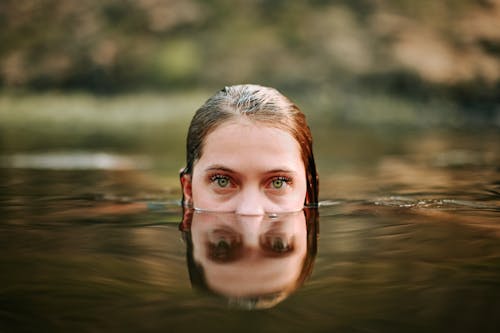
[182, 84, 318, 205]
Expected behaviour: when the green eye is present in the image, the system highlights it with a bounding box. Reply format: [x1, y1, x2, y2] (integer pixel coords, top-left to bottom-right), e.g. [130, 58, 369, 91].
[272, 179, 284, 189]
[217, 177, 229, 187]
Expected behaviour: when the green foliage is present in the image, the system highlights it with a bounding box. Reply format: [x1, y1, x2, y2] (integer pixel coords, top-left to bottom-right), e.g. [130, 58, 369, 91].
[0, 0, 499, 117]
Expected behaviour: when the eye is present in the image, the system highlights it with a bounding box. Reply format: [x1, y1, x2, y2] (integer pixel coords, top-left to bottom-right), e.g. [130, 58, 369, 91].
[212, 238, 232, 259]
[261, 234, 294, 255]
[269, 176, 291, 190]
[270, 237, 288, 252]
[272, 179, 284, 189]
[217, 178, 229, 187]
[211, 174, 231, 188]
[208, 230, 242, 262]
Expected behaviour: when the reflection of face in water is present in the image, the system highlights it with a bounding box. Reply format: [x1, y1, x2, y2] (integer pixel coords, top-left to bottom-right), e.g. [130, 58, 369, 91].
[180, 209, 318, 309]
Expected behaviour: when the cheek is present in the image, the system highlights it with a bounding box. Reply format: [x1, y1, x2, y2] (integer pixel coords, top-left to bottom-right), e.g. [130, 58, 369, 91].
[296, 181, 308, 204]
[191, 173, 208, 199]
[191, 172, 226, 207]
[275, 184, 307, 210]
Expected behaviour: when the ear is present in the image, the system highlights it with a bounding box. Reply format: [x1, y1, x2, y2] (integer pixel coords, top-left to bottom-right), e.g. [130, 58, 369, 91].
[180, 172, 193, 206]
[179, 207, 194, 233]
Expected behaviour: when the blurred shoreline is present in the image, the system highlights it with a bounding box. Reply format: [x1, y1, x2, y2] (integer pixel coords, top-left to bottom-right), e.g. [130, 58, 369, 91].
[1, 1, 499, 122]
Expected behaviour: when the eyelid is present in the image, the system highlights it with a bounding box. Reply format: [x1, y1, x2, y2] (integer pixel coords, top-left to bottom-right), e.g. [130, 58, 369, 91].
[210, 173, 230, 181]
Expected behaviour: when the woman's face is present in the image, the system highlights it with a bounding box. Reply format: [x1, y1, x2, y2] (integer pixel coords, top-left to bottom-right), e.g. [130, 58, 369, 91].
[183, 118, 307, 214]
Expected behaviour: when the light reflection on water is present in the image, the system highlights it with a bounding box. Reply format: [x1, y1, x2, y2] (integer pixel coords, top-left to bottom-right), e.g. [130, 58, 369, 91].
[1, 129, 499, 332]
[0, 152, 151, 170]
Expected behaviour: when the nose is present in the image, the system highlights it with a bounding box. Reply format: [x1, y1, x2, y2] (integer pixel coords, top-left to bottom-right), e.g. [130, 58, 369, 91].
[235, 186, 266, 216]
[237, 215, 263, 248]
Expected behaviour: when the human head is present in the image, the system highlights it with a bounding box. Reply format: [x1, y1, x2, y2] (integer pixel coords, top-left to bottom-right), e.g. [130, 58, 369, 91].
[181, 84, 318, 207]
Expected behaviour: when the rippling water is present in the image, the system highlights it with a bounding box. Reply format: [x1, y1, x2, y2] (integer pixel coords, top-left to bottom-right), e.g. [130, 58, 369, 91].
[1, 128, 499, 333]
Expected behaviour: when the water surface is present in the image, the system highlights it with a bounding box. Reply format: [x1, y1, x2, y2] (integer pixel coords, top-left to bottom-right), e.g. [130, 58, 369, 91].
[1, 127, 499, 332]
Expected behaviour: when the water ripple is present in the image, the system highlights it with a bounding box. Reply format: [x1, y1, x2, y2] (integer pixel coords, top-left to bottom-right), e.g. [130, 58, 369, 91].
[373, 196, 499, 210]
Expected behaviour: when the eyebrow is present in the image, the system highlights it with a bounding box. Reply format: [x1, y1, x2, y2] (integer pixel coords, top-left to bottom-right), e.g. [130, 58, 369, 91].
[264, 168, 297, 175]
[204, 165, 297, 175]
[204, 165, 235, 173]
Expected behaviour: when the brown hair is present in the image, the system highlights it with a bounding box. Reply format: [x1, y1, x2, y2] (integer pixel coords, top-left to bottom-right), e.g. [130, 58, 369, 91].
[182, 84, 318, 205]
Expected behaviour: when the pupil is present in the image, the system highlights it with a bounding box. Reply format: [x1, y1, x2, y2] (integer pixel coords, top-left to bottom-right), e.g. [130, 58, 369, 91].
[217, 239, 230, 250]
[218, 178, 228, 187]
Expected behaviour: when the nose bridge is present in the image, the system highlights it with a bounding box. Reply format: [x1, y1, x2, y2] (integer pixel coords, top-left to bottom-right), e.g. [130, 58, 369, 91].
[238, 215, 263, 248]
[235, 183, 266, 216]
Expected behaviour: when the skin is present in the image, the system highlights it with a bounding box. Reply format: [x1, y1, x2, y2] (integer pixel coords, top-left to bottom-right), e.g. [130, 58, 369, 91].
[190, 210, 307, 297]
[182, 118, 308, 214]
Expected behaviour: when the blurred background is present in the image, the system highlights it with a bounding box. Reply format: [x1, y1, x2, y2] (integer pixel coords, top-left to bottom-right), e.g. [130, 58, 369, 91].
[1, 3, 500, 331]
[0, 0, 499, 197]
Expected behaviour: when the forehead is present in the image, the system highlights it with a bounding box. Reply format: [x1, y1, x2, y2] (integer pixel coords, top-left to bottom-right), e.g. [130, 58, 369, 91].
[199, 119, 302, 167]
[207, 119, 295, 142]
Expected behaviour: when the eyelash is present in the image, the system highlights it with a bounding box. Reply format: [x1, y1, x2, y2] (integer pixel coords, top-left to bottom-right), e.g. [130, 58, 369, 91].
[210, 174, 228, 181]
[272, 176, 292, 183]
[210, 174, 233, 187]
[208, 174, 292, 189]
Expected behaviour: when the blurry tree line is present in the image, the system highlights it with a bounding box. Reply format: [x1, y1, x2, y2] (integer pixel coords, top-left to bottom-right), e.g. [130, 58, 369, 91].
[1, 0, 499, 114]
